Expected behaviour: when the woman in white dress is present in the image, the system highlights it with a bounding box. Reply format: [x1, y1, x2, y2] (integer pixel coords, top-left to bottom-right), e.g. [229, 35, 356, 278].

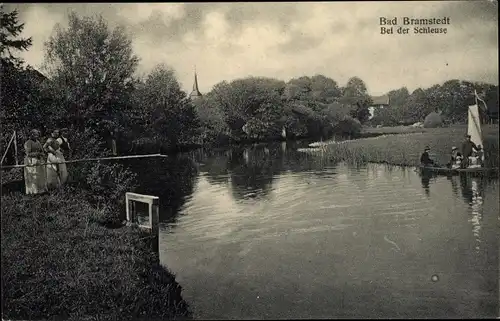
[43, 129, 68, 189]
[23, 129, 48, 195]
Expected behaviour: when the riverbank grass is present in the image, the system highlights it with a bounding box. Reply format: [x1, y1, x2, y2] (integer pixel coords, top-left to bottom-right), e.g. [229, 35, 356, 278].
[325, 125, 499, 167]
[1, 187, 189, 321]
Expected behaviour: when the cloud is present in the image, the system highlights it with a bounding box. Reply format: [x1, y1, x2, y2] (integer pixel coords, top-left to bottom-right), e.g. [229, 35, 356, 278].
[5, 2, 498, 96]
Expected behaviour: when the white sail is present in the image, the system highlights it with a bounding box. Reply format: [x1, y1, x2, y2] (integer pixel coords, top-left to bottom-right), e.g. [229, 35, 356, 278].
[467, 104, 484, 162]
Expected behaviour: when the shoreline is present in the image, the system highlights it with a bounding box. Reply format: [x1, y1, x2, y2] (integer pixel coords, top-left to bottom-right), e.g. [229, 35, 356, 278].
[1, 187, 191, 321]
[318, 125, 499, 169]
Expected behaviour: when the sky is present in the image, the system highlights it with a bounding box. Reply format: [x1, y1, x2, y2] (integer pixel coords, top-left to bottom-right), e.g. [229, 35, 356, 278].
[5, 1, 499, 96]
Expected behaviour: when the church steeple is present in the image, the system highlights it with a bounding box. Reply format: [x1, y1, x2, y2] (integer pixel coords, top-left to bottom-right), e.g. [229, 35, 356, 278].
[189, 66, 202, 100]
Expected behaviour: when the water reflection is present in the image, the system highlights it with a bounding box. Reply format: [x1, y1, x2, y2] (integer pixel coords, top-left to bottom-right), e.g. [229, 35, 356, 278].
[420, 173, 495, 256]
[420, 171, 433, 197]
[127, 144, 499, 319]
[470, 178, 484, 252]
[191, 142, 339, 202]
[456, 175, 486, 254]
[124, 155, 198, 223]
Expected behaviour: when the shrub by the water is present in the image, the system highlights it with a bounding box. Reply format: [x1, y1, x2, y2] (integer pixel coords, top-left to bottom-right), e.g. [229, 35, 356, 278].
[333, 116, 362, 137]
[84, 162, 138, 221]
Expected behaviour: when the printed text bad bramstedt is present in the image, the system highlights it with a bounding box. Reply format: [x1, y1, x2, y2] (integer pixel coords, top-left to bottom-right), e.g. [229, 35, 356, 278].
[379, 17, 451, 35]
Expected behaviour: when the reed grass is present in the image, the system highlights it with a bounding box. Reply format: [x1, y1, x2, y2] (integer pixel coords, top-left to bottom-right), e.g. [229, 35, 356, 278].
[1, 187, 190, 321]
[323, 125, 499, 168]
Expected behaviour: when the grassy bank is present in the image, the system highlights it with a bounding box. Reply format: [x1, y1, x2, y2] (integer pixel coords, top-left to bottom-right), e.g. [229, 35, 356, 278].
[1, 186, 190, 321]
[361, 125, 426, 135]
[322, 125, 499, 168]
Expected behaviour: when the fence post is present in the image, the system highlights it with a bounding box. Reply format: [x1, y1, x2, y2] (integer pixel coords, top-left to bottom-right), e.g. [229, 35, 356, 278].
[150, 198, 159, 257]
[13, 131, 18, 166]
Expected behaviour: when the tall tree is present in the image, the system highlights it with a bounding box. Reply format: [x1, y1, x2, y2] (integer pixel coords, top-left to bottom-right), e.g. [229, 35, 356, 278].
[341, 77, 372, 123]
[0, 5, 32, 68]
[43, 12, 139, 153]
[0, 5, 38, 165]
[135, 64, 200, 149]
[284, 75, 341, 105]
[406, 87, 429, 122]
[211, 77, 286, 140]
[387, 87, 410, 123]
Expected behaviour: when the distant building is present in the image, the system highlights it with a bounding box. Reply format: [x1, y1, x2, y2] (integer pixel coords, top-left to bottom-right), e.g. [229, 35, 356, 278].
[368, 94, 390, 119]
[189, 70, 202, 100]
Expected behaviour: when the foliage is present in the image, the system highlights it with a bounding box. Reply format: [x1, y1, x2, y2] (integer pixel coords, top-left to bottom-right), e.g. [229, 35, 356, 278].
[284, 75, 341, 103]
[84, 162, 138, 214]
[43, 12, 139, 144]
[0, 5, 32, 68]
[209, 77, 286, 140]
[131, 64, 202, 151]
[332, 116, 362, 137]
[340, 77, 372, 124]
[423, 111, 444, 128]
[193, 94, 230, 145]
[0, 5, 38, 164]
[371, 82, 498, 127]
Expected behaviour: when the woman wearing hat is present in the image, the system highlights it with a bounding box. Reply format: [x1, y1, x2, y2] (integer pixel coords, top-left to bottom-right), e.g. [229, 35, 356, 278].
[420, 146, 435, 167]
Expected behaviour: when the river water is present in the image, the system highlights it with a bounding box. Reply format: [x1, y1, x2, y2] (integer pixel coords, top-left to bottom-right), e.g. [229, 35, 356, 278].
[128, 141, 499, 319]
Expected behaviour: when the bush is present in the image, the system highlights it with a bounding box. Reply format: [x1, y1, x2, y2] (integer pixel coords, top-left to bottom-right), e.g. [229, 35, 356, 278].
[84, 162, 138, 220]
[423, 112, 443, 128]
[332, 116, 362, 136]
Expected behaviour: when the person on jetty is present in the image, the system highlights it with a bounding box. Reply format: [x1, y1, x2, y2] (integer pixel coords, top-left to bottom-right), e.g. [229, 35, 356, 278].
[452, 152, 463, 169]
[420, 146, 436, 167]
[468, 151, 481, 168]
[43, 129, 68, 189]
[23, 129, 48, 195]
[476, 145, 484, 167]
[461, 134, 478, 168]
[57, 128, 72, 159]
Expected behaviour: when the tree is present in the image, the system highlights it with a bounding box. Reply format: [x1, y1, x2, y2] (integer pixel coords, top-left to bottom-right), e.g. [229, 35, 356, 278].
[193, 93, 229, 145]
[309, 75, 342, 104]
[406, 88, 429, 122]
[210, 77, 286, 140]
[387, 87, 410, 123]
[43, 12, 139, 156]
[283, 75, 341, 104]
[0, 5, 32, 68]
[134, 64, 201, 150]
[0, 5, 37, 165]
[341, 77, 372, 123]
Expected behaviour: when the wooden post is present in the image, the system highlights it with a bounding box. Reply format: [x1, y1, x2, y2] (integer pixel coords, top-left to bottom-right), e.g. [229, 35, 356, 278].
[150, 198, 159, 256]
[13, 131, 18, 166]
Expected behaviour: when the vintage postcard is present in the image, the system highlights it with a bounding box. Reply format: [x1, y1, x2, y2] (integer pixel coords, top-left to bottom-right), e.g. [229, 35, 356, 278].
[1, 1, 498, 320]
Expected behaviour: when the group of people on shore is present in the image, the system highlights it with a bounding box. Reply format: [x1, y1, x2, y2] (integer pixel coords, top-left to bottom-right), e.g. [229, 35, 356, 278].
[420, 134, 484, 169]
[24, 128, 72, 195]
